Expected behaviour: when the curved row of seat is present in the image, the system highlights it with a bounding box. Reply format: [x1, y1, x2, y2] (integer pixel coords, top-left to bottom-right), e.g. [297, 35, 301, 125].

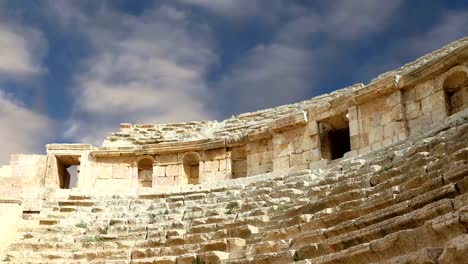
[1, 117, 467, 264]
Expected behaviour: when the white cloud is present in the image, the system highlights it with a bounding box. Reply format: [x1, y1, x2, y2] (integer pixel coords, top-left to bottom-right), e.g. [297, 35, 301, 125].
[405, 10, 468, 55]
[0, 24, 46, 78]
[177, 0, 304, 21]
[218, 44, 313, 113]
[0, 91, 53, 164]
[0, 18, 51, 164]
[355, 9, 468, 81]
[63, 5, 218, 145]
[216, 0, 404, 113]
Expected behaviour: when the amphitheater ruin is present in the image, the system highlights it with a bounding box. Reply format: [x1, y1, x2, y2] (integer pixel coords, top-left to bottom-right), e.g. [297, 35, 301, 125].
[0, 37, 468, 263]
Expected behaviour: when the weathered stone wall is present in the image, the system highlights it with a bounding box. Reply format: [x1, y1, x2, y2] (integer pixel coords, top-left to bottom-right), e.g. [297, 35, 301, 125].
[404, 79, 446, 136]
[272, 125, 317, 173]
[0, 200, 22, 253]
[355, 92, 407, 154]
[0, 37, 467, 193]
[246, 139, 273, 176]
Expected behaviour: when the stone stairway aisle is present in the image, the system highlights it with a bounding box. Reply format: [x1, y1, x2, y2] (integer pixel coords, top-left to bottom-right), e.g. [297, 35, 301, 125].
[1, 118, 468, 264]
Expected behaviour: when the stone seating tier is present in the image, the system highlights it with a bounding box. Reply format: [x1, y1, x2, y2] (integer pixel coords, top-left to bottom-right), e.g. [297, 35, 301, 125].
[1, 115, 468, 263]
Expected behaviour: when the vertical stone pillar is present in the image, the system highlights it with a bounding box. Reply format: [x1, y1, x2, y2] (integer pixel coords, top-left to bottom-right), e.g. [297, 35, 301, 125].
[306, 120, 321, 162]
[348, 105, 360, 151]
[388, 90, 409, 140]
[130, 164, 138, 189]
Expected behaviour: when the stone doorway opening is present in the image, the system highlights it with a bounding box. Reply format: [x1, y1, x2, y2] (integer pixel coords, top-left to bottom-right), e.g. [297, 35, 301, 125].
[183, 152, 200, 185]
[137, 157, 154, 188]
[55, 155, 80, 189]
[319, 112, 351, 160]
[443, 69, 467, 116]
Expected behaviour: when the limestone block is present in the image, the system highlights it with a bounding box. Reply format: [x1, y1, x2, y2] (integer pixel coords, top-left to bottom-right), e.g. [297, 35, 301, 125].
[386, 91, 401, 107]
[176, 254, 197, 264]
[158, 154, 179, 164]
[404, 87, 416, 102]
[230, 146, 247, 160]
[431, 107, 447, 122]
[407, 118, 421, 134]
[420, 115, 433, 128]
[273, 143, 290, 158]
[268, 111, 307, 132]
[232, 160, 247, 177]
[372, 111, 383, 126]
[112, 166, 129, 179]
[349, 120, 359, 136]
[248, 151, 273, 166]
[383, 122, 397, 139]
[202, 160, 218, 174]
[165, 165, 179, 177]
[301, 147, 315, 165]
[348, 105, 358, 119]
[227, 225, 258, 238]
[199, 251, 230, 263]
[153, 166, 165, 177]
[369, 126, 384, 144]
[290, 153, 303, 167]
[438, 235, 468, 264]
[381, 111, 392, 126]
[273, 156, 290, 171]
[307, 121, 319, 136]
[247, 139, 271, 154]
[351, 135, 360, 150]
[391, 105, 404, 121]
[360, 133, 369, 147]
[153, 256, 177, 264]
[406, 101, 422, 120]
[301, 134, 318, 152]
[205, 148, 226, 161]
[248, 163, 272, 175]
[414, 80, 434, 101]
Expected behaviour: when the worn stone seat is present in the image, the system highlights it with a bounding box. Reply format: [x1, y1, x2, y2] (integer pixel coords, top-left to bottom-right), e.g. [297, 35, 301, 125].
[2, 117, 468, 264]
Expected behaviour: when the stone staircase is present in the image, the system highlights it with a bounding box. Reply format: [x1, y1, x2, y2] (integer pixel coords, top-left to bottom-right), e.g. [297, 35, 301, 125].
[1, 118, 468, 263]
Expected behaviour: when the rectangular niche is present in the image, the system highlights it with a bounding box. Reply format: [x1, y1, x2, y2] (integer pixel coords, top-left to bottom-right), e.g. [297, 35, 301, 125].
[319, 112, 351, 160]
[55, 155, 81, 189]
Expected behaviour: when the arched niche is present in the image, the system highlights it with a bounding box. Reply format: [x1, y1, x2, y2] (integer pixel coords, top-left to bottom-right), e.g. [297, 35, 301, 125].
[439, 65, 468, 116]
[182, 152, 200, 185]
[136, 155, 154, 188]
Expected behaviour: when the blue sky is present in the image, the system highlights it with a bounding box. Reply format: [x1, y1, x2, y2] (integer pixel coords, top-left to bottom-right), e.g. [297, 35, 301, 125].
[0, 0, 467, 163]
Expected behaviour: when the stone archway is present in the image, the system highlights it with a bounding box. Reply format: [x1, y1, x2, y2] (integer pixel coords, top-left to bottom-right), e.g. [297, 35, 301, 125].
[439, 65, 468, 116]
[136, 156, 154, 188]
[182, 152, 200, 185]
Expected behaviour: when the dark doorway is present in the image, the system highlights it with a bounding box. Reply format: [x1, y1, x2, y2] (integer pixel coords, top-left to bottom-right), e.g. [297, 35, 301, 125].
[319, 112, 351, 160]
[56, 155, 80, 189]
[328, 127, 351, 160]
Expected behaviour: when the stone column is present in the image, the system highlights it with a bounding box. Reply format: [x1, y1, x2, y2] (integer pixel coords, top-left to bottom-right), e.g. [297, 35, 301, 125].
[348, 105, 360, 151]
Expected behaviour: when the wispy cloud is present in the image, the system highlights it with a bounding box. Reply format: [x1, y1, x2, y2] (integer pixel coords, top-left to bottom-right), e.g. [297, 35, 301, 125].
[0, 23, 46, 79]
[0, 90, 53, 164]
[59, 4, 218, 145]
[0, 18, 51, 164]
[216, 0, 404, 113]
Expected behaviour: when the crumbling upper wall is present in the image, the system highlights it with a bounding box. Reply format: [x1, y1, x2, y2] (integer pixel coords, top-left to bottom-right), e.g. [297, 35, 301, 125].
[2, 37, 468, 192]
